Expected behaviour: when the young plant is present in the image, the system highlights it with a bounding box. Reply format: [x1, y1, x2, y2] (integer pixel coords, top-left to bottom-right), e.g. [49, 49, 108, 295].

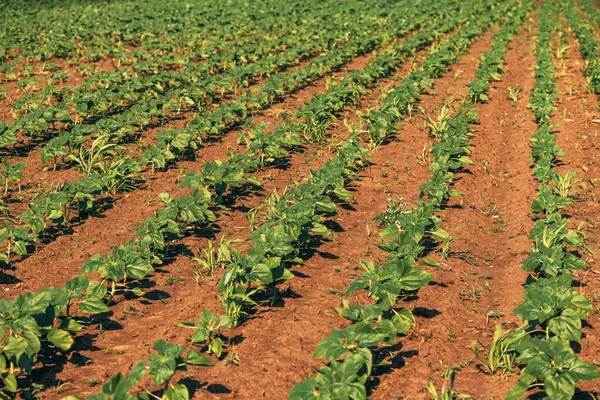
[0, 160, 26, 197]
[426, 367, 470, 400]
[69, 340, 213, 399]
[178, 309, 232, 358]
[507, 85, 522, 102]
[426, 105, 452, 138]
[472, 325, 521, 377]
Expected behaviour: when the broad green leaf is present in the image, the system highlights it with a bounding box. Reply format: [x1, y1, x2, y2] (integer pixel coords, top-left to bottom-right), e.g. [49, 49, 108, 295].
[128, 361, 147, 386]
[250, 263, 273, 284]
[545, 373, 575, 400]
[398, 267, 432, 291]
[392, 308, 415, 334]
[419, 258, 441, 268]
[289, 378, 318, 400]
[246, 176, 262, 187]
[429, 226, 452, 242]
[2, 373, 17, 393]
[79, 296, 108, 314]
[313, 334, 346, 361]
[66, 274, 89, 296]
[126, 259, 153, 280]
[148, 354, 176, 386]
[87, 281, 108, 298]
[60, 318, 84, 333]
[569, 358, 600, 381]
[547, 308, 582, 341]
[209, 338, 223, 357]
[82, 253, 105, 272]
[186, 350, 215, 366]
[47, 328, 73, 350]
[164, 385, 190, 400]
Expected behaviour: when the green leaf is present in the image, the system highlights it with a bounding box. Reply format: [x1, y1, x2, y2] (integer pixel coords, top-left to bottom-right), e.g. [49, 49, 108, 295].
[313, 334, 346, 361]
[397, 266, 432, 291]
[569, 358, 600, 381]
[209, 337, 223, 357]
[352, 347, 373, 376]
[128, 361, 147, 386]
[315, 199, 337, 214]
[87, 281, 108, 298]
[126, 259, 153, 280]
[505, 372, 535, 400]
[379, 224, 398, 239]
[429, 226, 452, 242]
[547, 308, 582, 341]
[79, 296, 108, 314]
[247, 176, 262, 187]
[100, 372, 133, 398]
[12, 241, 27, 256]
[82, 253, 105, 272]
[545, 373, 575, 400]
[391, 308, 415, 334]
[148, 354, 176, 386]
[4, 332, 40, 359]
[289, 378, 318, 400]
[310, 222, 330, 236]
[250, 263, 273, 284]
[164, 385, 190, 400]
[458, 156, 473, 165]
[186, 350, 215, 366]
[66, 274, 89, 297]
[2, 373, 17, 393]
[47, 328, 74, 351]
[419, 258, 441, 268]
[60, 318, 84, 333]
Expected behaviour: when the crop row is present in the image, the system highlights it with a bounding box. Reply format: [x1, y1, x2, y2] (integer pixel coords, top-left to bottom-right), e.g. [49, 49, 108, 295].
[0, 0, 347, 64]
[3, 11, 319, 121]
[290, 0, 531, 398]
[0, 0, 449, 270]
[0, 0, 479, 394]
[476, 2, 600, 398]
[5, 0, 600, 398]
[68, 0, 515, 397]
[0, 0, 384, 153]
[178, 0, 499, 332]
[509, 1, 599, 397]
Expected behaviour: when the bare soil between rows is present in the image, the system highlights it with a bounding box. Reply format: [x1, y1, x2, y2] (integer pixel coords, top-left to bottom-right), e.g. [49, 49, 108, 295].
[2, 7, 600, 400]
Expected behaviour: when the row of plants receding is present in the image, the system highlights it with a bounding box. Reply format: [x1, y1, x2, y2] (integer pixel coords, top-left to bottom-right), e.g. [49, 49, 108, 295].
[0, 0, 368, 154]
[289, 0, 530, 398]
[0, 90, 322, 396]
[3, 14, 312, 127]
[0, 0, 465, 282]
[2, 1, 352, 117]
[37, 0, 445, 166]
[197, 0, 494, 327]
[0, 20, 346, 168]
[2, 0, 425, 133]
[0, 1, 477, 395]
[0, 11, 351, 215]
[68, 2, 515, 397]
[0, 0, 244, 72]
[0, 0, 339, 66]
[0, 0, 445, 270]
[469, 2, 600, 398]
[565, 0, 600, 95]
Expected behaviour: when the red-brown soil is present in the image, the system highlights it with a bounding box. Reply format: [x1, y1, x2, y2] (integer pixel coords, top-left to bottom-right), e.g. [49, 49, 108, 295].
[2, 5, 600, 400]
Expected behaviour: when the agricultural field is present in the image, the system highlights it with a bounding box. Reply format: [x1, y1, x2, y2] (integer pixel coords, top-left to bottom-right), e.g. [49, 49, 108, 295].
[2, 0, 600, 398]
